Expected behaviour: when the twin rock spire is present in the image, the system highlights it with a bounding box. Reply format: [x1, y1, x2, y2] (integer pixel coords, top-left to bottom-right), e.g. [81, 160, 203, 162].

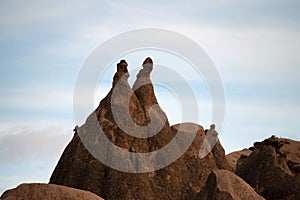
[113, 57, 153, 87]
[50, 57, 231, 200]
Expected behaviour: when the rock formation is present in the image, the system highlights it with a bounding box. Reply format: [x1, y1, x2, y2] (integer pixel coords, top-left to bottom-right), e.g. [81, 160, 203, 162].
[0, 183, 104, 200]
[279, 138, 300, 174]
[198, 170, 265, 200]
[236, 136, 300, 200]
[226, 148, 252, 171]
[49, 57, 231, 200]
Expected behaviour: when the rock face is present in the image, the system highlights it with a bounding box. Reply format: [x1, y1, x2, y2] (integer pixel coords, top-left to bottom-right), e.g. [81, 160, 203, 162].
[236, 136, 300, 200]
[279, 138, 300, 174]
[226, 148, 252, 171]
[49, 58, 231, 200]
[0, 183, 104, 200]
[198, 170, 265, 200]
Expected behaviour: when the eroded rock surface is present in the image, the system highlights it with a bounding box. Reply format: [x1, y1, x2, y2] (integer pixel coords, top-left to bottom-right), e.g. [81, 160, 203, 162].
[198, 170, 265, 200]
[49, 58, 231, 200]
[236, 136, 300, 200]
[226, 148, 252, 171]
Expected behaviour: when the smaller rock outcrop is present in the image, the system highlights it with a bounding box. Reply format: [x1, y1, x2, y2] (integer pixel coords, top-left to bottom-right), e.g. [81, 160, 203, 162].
[198, 170, 265, 200]
[0, 183, 104, 200]
[236, 137, 300, 200]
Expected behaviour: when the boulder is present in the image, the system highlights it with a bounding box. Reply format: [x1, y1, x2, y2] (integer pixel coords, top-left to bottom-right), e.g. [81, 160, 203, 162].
[0, 183, 104, 200]
[198, 170, 265, 200]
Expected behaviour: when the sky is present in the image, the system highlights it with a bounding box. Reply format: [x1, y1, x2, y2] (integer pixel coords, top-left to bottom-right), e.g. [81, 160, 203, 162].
[1, 0, 300, 194]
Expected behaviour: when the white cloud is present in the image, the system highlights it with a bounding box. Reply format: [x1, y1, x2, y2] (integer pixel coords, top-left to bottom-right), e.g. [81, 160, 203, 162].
[163, 24, 300, 84]
[0, 86, 73, 112]
[0, 123, 73, 194]
[0, 124, 72, 165]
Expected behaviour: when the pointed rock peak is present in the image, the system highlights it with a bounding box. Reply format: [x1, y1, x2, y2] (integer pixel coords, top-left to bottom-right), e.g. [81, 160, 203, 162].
[117, 59, 128, 73]
[133, 57, 158, 107]
[143, 57, 153, 68]
[136, 57, 153, 78]
[143, 57, 153, 64]
[113, 59, 129, 87]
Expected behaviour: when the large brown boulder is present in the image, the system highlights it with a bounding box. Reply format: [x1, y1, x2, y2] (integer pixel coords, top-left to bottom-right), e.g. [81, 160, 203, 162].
[198, 170, 265, 200]
[0, 183, 104, 200]
[236, 136, 300, 200]
[50, 58, 231, 200]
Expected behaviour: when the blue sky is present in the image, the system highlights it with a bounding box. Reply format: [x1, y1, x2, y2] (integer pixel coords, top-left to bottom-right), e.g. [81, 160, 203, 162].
[1, 0, 300, 194]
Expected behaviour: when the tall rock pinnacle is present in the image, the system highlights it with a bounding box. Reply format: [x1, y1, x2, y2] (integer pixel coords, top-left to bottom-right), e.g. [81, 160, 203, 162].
[112, 59, 129, 87]
[49, 57, 232, 200]
[133, 57, 157, 114]
[133, 57, 172, 151]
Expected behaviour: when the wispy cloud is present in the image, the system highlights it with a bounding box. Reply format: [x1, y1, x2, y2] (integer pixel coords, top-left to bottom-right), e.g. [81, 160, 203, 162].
[0, 125, 72, 165]
[0, 124, 72, 194]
